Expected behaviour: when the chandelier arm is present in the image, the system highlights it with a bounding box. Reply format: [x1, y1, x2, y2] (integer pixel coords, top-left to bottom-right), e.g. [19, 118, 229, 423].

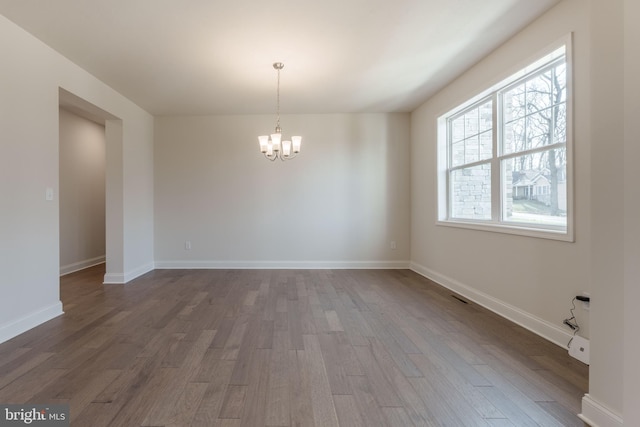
[264, 152, 278, 161]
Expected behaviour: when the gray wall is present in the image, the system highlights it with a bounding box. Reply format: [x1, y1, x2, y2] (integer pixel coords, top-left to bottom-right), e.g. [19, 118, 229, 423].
[59, 108, 106, 274]
[623, 0, 640, 422]
[154, 113, 411, 267]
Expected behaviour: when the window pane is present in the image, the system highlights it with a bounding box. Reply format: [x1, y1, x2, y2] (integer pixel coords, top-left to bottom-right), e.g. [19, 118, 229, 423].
[503, 117, 525, 154]
[451, 141, 465, 167]
[553, 63, 567, 103]
[526, 71, 552, 111]
[449, 100, 493, 166]
[464, 134, 479, 164]
[502, 60, 566, 155]
[479, 100, 493, 132]
[479, 130, 492, 161]
[554, 103, 567, 144]
[451, 116, 465, 143]
[464, 108, 478, 136]
[528, 110, 551, 149]
[504, 85, 526, 124]
[503, 148, 567, 227]
[451, 163, 491, 220]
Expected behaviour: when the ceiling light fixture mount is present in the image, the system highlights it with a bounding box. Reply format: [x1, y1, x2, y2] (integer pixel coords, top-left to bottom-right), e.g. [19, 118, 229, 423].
[258, 62, 301, 161]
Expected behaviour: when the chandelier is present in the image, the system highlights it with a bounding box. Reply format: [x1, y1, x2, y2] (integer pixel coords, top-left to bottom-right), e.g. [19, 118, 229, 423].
[258, 62, 301, 161]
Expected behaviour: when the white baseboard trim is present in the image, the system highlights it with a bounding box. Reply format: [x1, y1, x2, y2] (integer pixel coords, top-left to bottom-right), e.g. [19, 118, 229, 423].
[60, 255, 105, 276]
[154, 260, 411, 270]
[103, 262, 155, 284]
[124, 262, 155, 282]
[103, 272, 124, 284]
[0, 302, 64, 345]
[409, 261, 573, 349]
[578, 394, 623, 427]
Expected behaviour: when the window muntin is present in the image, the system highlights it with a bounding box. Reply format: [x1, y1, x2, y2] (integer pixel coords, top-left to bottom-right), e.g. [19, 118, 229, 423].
[439, 43, 570, 239]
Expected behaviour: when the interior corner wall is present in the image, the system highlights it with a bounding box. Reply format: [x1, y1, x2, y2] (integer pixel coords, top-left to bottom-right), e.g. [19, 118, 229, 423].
[410, 0, 591, 349]
[623, 0, 640, 423]
[0, 14, 154, 344]
[154, 114, 411, 268]
[59, 108, 106, 275]
[584, 0, 625, 423]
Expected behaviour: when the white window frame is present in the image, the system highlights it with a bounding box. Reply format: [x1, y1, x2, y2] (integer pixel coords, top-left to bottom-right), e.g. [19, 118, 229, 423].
[436, 34, 574, 242]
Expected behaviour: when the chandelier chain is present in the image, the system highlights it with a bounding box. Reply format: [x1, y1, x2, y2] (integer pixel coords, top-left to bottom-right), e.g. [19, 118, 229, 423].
[276, 66, 281, 130]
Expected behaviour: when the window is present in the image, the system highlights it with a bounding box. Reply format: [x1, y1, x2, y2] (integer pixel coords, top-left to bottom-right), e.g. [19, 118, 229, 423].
[437, 40, 572, 241]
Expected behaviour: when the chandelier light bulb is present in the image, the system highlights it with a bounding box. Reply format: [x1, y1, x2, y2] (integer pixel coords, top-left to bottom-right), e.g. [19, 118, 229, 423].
[291, 136, 301, 154]
[270, 132, 281, 152]
[258, 135, 269, 153]
[282, 140, 292, 157]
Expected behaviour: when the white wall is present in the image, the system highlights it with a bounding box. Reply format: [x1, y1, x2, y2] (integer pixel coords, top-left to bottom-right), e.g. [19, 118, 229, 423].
[121, 113, 155, 282]
[0, 15, 154, 343]
[623, 0, 640, 424]
[583, 0, 625, 424]
[59, 108, 106, 275]
[411, 0, 590, 347]
[154, 114, 411, 267]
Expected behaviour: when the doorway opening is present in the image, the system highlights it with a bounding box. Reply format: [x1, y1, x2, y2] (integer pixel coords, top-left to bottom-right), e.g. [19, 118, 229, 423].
[59, 107, 106, 276]
[58, 88, 122, 285]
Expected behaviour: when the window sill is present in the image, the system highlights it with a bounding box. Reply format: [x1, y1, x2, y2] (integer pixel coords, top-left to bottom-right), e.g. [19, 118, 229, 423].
[436, 219, 574, 242]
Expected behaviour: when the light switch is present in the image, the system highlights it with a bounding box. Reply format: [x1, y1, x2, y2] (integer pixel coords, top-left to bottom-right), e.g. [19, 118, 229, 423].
[45, 188, 54, 201]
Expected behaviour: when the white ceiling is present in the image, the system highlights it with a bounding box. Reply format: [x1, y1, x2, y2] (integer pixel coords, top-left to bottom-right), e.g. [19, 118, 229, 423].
[0, 0, 560, 116]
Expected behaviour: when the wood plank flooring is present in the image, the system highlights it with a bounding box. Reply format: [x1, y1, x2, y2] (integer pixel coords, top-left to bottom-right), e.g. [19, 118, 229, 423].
[0, 266, 588, 426]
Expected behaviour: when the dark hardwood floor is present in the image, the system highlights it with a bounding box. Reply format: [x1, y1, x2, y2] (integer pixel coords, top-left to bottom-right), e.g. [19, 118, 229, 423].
[0, 266, 588, 426]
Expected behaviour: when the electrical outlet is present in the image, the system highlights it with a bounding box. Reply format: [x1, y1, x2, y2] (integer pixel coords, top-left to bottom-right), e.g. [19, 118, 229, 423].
[185, 241, 192, 250]
[569, 335, 590, 364]
[390, 241, 397, 250]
